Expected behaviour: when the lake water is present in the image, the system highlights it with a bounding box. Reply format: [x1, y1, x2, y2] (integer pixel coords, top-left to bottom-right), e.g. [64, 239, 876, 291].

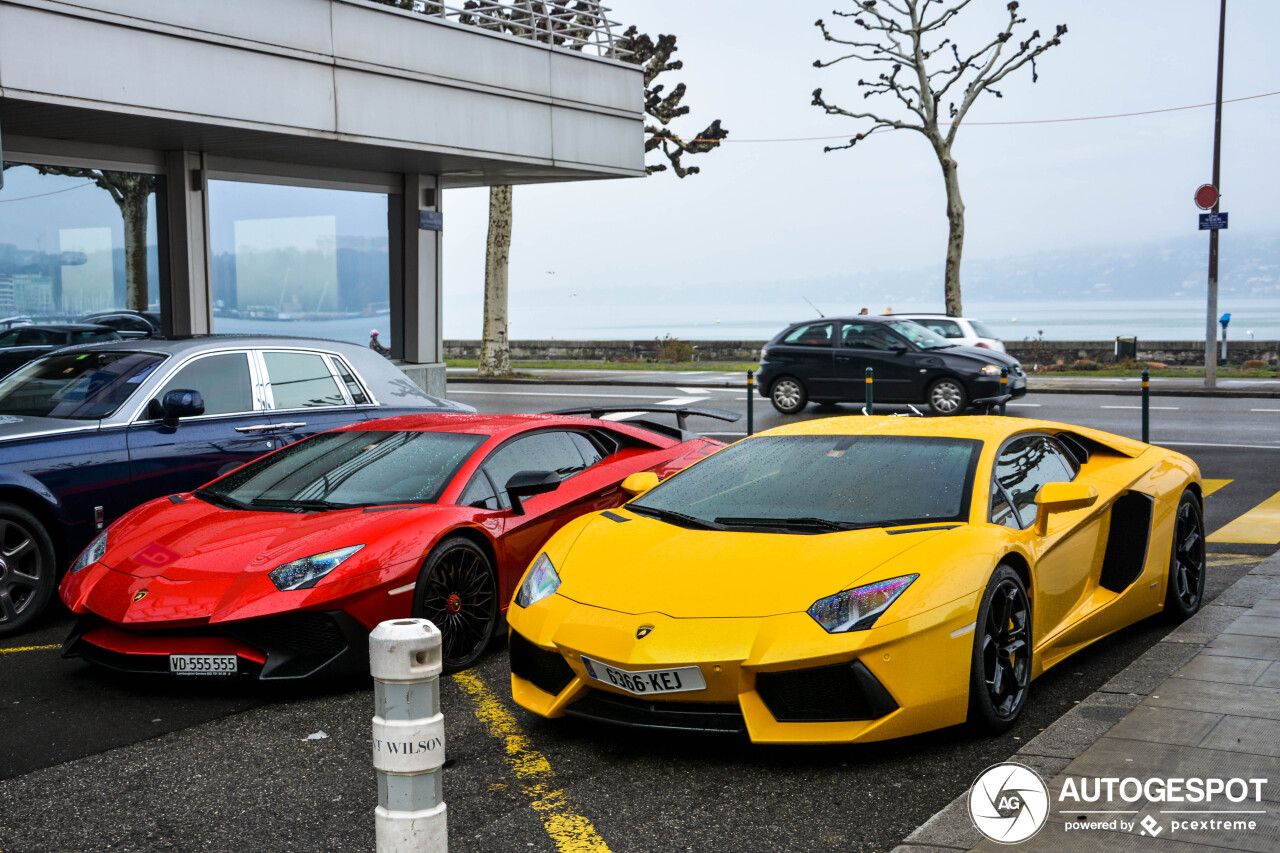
[218, 296, 1280, 347]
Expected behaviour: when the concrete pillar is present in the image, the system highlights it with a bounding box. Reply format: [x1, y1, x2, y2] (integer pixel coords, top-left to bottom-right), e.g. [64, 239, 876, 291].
[395, 173, 446, 397]
[162, 150, 212, 337]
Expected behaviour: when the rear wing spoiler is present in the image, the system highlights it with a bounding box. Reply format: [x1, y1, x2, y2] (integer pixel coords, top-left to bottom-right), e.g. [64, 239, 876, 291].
[545, 404, 741, 434]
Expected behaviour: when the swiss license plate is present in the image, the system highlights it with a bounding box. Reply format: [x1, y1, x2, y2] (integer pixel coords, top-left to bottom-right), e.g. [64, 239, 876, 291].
[169, 654, 237, 676]
[580, 656, 706, 695]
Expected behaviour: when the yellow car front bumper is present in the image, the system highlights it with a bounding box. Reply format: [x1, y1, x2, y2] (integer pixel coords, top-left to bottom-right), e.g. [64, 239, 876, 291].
[508, 589, 984, 745]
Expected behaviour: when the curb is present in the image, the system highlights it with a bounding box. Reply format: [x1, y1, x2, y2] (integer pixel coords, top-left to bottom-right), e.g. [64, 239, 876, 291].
[445, 374, 1280, 399]
[890, 551, 1280, 853]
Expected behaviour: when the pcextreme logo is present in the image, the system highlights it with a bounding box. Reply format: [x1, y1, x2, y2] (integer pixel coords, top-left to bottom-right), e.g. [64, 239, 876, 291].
[968, 763, 1050, 844]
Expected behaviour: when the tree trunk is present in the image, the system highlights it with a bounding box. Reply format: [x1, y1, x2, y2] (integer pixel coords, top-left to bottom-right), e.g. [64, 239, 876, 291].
[478, 185, 514, 377]
[940, 151, 965, 317]
[118, 179, 150, 312]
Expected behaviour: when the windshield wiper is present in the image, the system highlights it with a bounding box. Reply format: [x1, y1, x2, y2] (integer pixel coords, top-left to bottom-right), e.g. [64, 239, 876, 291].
[193, 489, 249, 511]
[249, 497, 357, 512]
[714, 516, 860, 533]
[628, 504, 723, 530]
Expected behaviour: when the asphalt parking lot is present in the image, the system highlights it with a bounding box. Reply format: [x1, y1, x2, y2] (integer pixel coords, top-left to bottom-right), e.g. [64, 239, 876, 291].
[2, 384, 1277, 852]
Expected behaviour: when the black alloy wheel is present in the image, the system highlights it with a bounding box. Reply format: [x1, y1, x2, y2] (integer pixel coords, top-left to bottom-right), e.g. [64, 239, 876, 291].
[927, 377, 968, 416]
[1164, 490, 1206, 621]
[413, 536, 498, 672]
[968, 566, 1032, 732]
[770, 377, 808, 415]
[0, 504, 57, 637]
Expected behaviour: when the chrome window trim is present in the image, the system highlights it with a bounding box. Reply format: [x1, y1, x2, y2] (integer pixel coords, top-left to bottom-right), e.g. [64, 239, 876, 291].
[327, 353, 379, 407]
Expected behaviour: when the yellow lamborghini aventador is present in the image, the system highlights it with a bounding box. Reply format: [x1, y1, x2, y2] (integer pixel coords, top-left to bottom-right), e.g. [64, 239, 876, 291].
[506, 416, 1205, 744]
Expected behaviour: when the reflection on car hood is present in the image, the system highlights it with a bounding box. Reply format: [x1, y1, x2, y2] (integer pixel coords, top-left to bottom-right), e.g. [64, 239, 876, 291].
[0, 414, 98, 442]
[555, 511, 951, 618]
[938, 346, 1021, 369]
[99, 495, 426, 582]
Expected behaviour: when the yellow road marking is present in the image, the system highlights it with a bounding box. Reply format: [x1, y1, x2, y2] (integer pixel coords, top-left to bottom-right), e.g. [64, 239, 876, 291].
[451, 671, 610, 853]
[0, 644, 60, 655]
[1202, 478, 1232, 497]
[1209, 489, 1280, 545]
[1207, 554, 1265, 568]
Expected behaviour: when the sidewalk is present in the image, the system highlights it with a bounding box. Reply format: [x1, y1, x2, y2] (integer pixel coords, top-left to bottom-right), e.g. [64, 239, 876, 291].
[445, 368, 1280, 398]
[894, 550, 1280, 853]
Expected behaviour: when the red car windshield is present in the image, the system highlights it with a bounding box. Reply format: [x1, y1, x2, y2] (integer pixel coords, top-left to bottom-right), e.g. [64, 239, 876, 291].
[199, 430, 486, 511]
[0, 351, 164, 419]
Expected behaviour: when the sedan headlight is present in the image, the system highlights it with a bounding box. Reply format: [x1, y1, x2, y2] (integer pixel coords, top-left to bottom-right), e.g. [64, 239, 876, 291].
[71, 530, 109, 573]
[808, 574, 918, 633]
[516, 553, 561, 608]
[268, 545, 364, 591]
[980, 364, 1002, 376]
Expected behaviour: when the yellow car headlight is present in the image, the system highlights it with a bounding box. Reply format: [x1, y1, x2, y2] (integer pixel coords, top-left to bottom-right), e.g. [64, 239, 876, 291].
[516, 553, 561, 608]
[808, 574, 918, 632]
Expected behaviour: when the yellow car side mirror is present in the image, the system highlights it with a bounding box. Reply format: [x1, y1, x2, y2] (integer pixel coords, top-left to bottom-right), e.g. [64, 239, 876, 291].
[621, 472, 660, 496]
[1033, 482, 1099, 535]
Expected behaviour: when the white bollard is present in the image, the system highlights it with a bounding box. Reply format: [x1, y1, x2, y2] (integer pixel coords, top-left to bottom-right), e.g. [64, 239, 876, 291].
[370, 619, 447, 852]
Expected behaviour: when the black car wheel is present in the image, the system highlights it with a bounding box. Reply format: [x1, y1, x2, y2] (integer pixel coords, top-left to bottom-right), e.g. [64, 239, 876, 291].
[927, 377, 968, 416]
[968, 565, 1032, 733]
[770, 377, 808, 415]
[1164, 490, 1206, 621]
[0, 504, 57, 637]
[413, 536, 498, 672]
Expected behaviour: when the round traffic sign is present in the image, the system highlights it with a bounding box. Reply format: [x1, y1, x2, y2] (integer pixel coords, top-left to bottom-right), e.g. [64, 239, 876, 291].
[1195, 184, 1218, 210]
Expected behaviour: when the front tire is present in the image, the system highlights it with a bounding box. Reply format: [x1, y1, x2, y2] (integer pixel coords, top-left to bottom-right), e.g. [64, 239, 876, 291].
[968, 566, 1032, 733]
[769, 377, 808, 415]
[0, 504, 57, 638]
[1164, 490, 1206, 621]
[927, 377, 968, 416]
[412, 536, 498, 673]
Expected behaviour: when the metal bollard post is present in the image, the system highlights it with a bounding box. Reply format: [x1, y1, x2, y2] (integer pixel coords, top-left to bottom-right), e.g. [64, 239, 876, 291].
[1141, 369, 1150, 444]
[865, 367, 874, 416]
[746, 369, 754, 436]
[999, 368, 1008, 416]
[371, 619, 447, 853]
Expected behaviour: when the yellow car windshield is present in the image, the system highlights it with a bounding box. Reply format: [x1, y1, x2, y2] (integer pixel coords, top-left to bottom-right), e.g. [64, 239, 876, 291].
[629, 436, 981, 532]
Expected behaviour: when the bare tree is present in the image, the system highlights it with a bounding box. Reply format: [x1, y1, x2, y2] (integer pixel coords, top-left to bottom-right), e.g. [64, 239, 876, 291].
[477, 25, 727, 376]
[811, 1, 1066, 315]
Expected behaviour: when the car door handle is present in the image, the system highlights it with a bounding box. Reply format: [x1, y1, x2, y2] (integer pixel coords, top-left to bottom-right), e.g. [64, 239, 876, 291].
[234, 422, 307, 434]
[835, 356, 854, 363]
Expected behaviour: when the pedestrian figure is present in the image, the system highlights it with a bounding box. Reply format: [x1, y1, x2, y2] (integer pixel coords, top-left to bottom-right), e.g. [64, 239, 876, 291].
[858, 307, 869, 315]
[882, 306, 893, 315]
[369, 329, 390, 356]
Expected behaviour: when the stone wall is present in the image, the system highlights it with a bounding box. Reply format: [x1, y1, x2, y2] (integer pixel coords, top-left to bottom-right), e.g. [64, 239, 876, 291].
[443, 339, 1279, 366]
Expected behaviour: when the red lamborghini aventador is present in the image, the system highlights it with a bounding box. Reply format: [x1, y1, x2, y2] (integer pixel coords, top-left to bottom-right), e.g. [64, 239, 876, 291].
[59, 407, 731, 677]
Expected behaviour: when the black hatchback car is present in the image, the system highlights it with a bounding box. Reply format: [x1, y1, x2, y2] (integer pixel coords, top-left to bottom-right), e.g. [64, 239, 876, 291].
[757, 316, 1026, 415]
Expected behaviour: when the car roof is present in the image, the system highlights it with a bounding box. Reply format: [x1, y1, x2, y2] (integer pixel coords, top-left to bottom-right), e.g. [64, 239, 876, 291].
[891, 313, 971, 320]
[48, 334, 376, 356]
[7, 323, 115, 333]
[753, 414, 1150, 456]
[349, 411, 680, 445]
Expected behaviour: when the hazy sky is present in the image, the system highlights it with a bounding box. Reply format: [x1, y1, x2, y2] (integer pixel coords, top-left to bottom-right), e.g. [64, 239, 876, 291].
[440, 0, 1280, 337]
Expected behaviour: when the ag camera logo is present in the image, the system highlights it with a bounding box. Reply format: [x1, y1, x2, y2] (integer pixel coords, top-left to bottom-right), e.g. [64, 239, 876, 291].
[968, 762, 1050, 844]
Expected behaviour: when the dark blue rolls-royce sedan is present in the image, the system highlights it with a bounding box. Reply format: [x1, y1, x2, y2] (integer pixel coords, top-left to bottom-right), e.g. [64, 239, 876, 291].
[0, 336, 470, 635]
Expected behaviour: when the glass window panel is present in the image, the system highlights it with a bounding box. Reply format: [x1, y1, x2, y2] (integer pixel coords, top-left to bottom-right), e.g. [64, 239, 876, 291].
[0, 163, 162, 321]
[264, 351, 345, 409]
[208, 181, 391, 349]
[481, 432, 587, 509]
[0, 351, 164, 419]
[631, 436, 981, 528]
[783, 322, 834, 347]
[332, 356, 369, 404]
[569, 432, 605, 467]
[995, 436, 1077, 529]
[158, 353, 254, 416]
